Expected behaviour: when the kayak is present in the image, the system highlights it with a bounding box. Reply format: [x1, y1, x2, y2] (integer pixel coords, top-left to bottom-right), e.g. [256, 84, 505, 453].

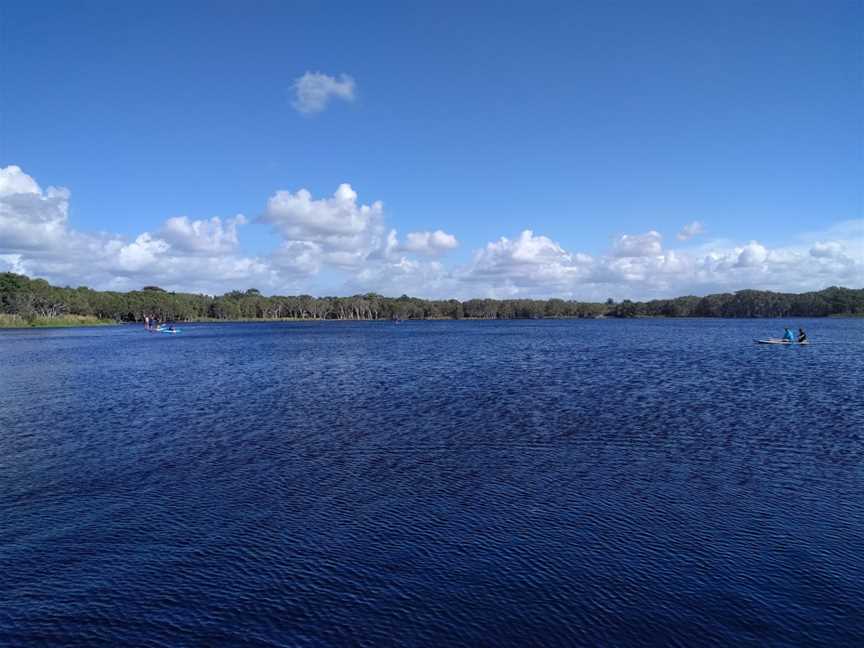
[146, 326, 181, 334]
[755, 338, 808, 345]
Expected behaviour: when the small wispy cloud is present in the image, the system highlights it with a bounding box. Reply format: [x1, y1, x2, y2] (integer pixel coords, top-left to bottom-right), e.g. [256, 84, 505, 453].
[292, 72, 356, 114]
[401, 230, 459, 256]
[677, 220, 705, 241]
[612, 230, 663, 257]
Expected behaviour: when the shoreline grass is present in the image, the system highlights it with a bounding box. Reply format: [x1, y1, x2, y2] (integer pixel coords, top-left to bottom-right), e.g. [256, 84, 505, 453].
[2, 313, 860, 329]
[0, 314, 118, 329]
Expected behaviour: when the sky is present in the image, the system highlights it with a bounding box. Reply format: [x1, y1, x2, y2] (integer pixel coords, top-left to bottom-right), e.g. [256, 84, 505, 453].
[1, 0, 861, 299]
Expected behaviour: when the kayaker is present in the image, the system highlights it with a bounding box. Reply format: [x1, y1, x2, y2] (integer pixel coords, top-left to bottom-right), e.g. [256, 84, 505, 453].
[797, 328, 807, 343]
[783, 328, 795, 342]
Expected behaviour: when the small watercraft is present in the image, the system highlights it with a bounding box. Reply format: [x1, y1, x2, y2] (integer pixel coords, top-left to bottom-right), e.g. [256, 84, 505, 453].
[146, 325, 180, 334]
[754, 338, 808, 345]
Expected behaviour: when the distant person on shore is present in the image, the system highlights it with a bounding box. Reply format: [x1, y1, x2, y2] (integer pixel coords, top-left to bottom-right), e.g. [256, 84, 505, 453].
[797, 328, 808, 343]
[783, 328, 795, 342]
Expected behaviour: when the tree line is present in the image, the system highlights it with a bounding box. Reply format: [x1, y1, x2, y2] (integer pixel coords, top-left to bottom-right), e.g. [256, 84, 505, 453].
[1, 272, 862, 323]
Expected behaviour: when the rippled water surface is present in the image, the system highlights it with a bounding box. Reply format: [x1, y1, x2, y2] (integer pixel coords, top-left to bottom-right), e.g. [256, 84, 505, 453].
[2, 319, 863, 647]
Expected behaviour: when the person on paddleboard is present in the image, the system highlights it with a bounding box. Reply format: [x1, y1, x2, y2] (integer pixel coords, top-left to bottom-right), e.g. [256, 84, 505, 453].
[797, 328, 807, 343]
[783, 328, 795, 342]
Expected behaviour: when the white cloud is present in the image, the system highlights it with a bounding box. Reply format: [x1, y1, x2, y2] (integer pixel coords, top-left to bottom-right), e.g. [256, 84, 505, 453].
[348, 257, 458, 298]
[263, 184, 379, 239]
[2, 165, 861, 300]
[735, 241, 768, 267]
[0, 165, 41, 195]
[259, 188, 458, 279]
[292, 72, 356, 114]
[0, 168, 463, 296]
[260, 183, 394, 271]
[115, 233, 170, 272]
[382, 229, 399, 259]
[453, 223, 863, 301]
[612, 230, 663, 257]
[677, 220, 705, 241]
[459, 230, 593, 297]
[0, 166, 275, 294]
[270, 240, 322, 277]
[479, 230, 571, 267]
[401, 229, 458, 256]
[158, 214, 247, 255]
[0, 165, 71, 251]
[810, 241, 844, 259]
[0, 253, 27, 274]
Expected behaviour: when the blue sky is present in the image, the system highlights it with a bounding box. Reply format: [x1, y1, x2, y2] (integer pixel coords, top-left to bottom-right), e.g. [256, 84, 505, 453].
[1, 0, 861, 298]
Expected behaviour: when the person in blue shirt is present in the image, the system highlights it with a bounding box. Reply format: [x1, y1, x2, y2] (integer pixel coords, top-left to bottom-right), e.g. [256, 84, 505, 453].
[783, 327, 795, 342]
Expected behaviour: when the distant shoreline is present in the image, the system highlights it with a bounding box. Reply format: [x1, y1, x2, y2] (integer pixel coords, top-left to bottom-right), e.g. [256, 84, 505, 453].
[2, 313, 862, 330]
[2, 273, 862, 326]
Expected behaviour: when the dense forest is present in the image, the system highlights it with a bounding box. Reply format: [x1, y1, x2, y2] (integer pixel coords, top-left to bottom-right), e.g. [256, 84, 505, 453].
[1, 272, 863, 325]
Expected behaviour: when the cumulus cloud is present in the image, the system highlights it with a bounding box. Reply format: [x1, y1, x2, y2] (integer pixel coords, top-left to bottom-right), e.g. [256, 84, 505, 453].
[0, 166, 71, 250]
[735, 241, 768, 267]
[348, 257, 458, 298]
[259, 187, 460, 277]
[0, 165, 41, 195]
[477, 230, 572, 267]
[677, 220, 705, 241]
[270, 240, 322, 277]
[0, 167, 462, 295]
[115, 233, 170, 272]
[259, 183, 391, 270]
[2, 165, 861, 300]
[292, 72, 356, 114]
[263, 184, 380, 239]
[401, 230, 458, 256]
[453, 223, 863, 301]
[158, 214, 247, 255]
[810, 241, 844, 259]
[0, 165, 274, 294]
[457, 229, 687, 299]
[458, 230, 593, 296]
[612, 230, 663, 257]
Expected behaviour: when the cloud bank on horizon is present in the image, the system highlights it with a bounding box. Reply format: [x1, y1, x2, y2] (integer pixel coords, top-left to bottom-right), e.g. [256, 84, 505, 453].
[0, 165, 861, 300]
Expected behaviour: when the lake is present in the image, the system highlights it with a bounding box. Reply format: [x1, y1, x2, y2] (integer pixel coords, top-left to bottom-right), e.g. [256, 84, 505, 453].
[1, 319, 862, 647]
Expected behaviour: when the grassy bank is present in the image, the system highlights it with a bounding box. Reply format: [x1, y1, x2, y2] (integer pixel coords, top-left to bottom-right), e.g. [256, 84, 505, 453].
[0, 314, 118, 328]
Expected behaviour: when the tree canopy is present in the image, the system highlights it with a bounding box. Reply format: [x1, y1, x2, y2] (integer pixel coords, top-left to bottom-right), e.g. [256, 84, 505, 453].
[1, 273, 862, 323]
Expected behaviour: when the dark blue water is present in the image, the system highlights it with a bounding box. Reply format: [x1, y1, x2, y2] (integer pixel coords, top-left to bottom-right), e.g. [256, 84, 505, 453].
[2, 319, 863, 647]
